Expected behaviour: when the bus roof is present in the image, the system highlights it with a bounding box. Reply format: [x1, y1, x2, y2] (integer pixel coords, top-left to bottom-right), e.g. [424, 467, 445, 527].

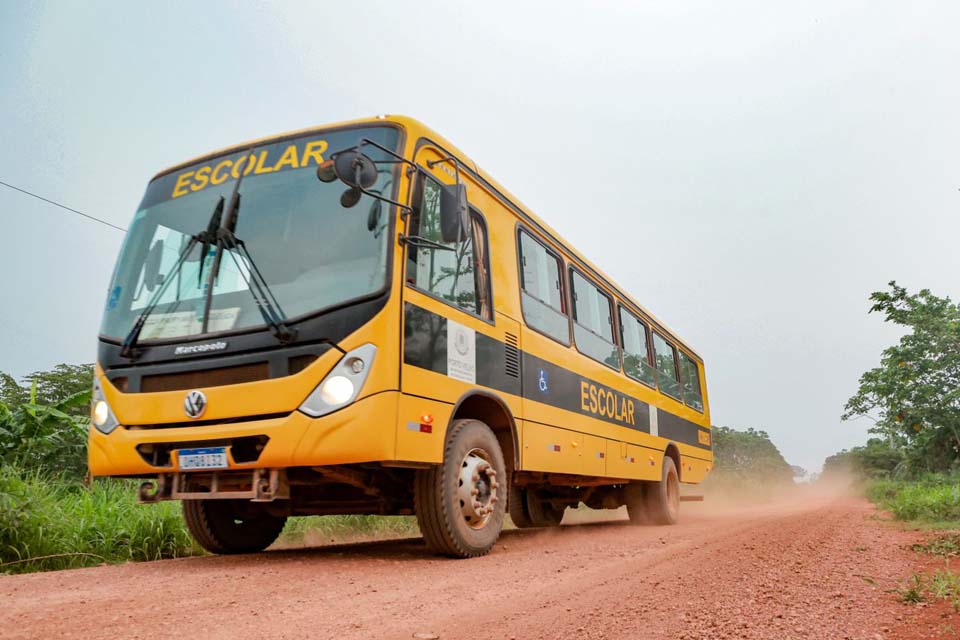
[152, 114, 702, 361]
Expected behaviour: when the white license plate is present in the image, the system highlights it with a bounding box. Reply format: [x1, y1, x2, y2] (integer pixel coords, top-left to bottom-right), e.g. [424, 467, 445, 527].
[177, 446, 228, 470]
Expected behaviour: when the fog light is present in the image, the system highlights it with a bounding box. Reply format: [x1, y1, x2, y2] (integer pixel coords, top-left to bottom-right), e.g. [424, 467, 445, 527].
[93, 400, 109, 427]
[319, 375, 355, 406]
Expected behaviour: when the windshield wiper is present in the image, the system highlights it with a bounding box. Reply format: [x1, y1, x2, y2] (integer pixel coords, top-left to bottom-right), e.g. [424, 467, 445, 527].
[202, 192, 298, 344]
[119, 196, 225, 359]
[400, 234, 456, 252]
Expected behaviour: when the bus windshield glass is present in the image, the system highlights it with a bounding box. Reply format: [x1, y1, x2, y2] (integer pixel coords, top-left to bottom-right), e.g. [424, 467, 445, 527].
[99, 125, 400, 342]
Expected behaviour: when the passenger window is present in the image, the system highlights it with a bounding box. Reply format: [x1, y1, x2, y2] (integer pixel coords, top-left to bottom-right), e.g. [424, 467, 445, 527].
[519, 231, 569, 343]
[408, 176, 490, 318]
[619, 306, 656, 387]
[652, 332, 681, 399]
[570, 270, 619, 369]
[679, 352, 704, 412]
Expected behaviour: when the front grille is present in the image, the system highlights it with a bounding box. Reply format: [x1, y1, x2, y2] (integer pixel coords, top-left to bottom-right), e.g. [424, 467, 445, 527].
[141, 362, 269, 393]
[128, 411, 291, 430]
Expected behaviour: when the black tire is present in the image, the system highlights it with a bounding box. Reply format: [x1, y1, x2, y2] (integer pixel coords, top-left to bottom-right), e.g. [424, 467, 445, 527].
[645, 456, 680, 525]
[508, 481, 536, 529]
[414, 419, 506, 558]
[624, 482, 648, 525]
[525, 489, 564, 527]
[182, 499, 287, 555]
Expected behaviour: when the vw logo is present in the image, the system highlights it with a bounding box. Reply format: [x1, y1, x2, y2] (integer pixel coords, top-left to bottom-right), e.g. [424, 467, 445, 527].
[184, 390, 207, 419]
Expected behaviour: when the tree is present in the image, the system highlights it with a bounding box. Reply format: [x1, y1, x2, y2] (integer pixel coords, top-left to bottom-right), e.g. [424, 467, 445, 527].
[712, 426, 794, 484]
[0, 363, 94, 479]
[842, 282, 960, 473]
[823, 438, 904, 479]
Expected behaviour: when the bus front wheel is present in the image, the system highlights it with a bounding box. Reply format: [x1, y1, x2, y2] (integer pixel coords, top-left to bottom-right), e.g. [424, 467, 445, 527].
[414, 419, 506, 558]
[182, 499, 287, 554]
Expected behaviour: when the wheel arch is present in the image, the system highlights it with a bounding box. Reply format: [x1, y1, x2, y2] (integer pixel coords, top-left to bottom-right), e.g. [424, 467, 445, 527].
[664, 442, 681, 482]
[450, 390, 519, 472]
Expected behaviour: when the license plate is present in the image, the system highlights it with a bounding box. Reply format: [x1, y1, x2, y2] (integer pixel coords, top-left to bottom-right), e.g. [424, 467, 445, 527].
[177, 446, 228, 470]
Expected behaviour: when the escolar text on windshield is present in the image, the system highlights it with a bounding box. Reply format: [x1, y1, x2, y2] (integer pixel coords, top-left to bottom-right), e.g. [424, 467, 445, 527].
[171, 140, 329, 199]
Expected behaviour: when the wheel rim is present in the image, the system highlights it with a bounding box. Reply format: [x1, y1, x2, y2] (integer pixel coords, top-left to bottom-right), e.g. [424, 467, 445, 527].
[457, 448, 499, 529]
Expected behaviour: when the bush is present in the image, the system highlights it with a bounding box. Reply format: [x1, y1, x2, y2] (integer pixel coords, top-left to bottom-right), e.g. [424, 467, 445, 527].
[867, 476, 960, 524]
[0, 466, 198, 574]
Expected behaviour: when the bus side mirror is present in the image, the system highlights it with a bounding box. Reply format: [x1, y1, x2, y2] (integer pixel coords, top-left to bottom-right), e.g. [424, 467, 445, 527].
[440, 183, 469, 243]
[143, 239, 164, 292]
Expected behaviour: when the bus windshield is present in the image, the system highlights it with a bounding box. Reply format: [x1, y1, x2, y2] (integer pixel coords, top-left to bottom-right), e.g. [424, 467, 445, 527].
[99, 125, 400, 342]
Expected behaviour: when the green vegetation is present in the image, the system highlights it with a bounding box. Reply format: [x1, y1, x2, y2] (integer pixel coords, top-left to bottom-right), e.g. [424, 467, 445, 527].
[0, 364, 417, 575]
[911, 533, 960, 557]
[895, 568, 960, 611]
[710, 426, 794, 483]
[0, 466, 197, 573]
[842, 282, 960, 475]
[866, 477, 960, 524]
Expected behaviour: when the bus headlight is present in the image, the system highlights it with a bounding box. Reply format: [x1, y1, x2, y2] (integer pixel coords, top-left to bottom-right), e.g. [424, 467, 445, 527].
[299, 343, 377, 418]
[91, 378, 120, 434]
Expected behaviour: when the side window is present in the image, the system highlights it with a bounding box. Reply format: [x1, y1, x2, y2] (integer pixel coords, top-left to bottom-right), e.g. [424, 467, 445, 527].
[679, 352, 704, 412]
[407, 176, 490, 318]
[619, 306, 656, 387]
[518, 231, 569, 344]
[570, 270, 619, 369]
[652, 332, 681, 400]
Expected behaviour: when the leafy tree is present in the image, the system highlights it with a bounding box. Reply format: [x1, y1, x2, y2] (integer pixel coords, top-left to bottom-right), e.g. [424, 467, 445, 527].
[0, 363, 94, 479]
[712, 426, 794, 483]
[823, 438, 904, 478]
[843, 282, 960, 473]
[0, 381, 90, 479]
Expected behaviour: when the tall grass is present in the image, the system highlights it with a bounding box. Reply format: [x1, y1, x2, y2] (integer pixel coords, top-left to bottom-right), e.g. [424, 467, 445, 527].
[1, 466, 423, 574]
[867, 475, 960, 524]
[0, 466, 198, 574]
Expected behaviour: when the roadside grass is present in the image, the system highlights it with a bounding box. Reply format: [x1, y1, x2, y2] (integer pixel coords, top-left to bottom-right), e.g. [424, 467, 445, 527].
[866, 476, 960, 524]
[867, 476, 960, 612]
[1, 466, 422, 575]
[895, 567, 960, 612]
[911, 533, 960, 558]
[0, 467, 198, 574]
[279, 514, 420, 546]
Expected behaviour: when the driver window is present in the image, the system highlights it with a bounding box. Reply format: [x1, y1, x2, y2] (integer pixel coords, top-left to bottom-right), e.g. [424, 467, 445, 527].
[407, 175, 490, 319]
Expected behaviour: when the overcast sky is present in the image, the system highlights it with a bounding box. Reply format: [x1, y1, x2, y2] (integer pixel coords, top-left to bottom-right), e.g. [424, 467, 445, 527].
[1, 1, 957, 472]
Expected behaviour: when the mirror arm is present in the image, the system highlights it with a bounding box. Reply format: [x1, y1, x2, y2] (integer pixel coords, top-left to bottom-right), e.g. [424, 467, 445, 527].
[425, 154, 462, 184]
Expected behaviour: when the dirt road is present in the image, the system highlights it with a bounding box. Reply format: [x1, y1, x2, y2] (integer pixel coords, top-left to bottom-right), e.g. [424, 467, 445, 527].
[0, 494, 950, 640]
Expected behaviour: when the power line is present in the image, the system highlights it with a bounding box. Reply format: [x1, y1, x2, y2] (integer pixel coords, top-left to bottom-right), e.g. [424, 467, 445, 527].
[0, 179, 127, 232]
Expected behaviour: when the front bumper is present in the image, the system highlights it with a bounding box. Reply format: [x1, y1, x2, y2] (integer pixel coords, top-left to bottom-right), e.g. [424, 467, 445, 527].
[88, 390, 399, 477]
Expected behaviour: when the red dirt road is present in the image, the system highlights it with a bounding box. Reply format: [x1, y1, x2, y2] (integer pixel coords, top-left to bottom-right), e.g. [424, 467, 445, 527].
[0, 494, 952, 640]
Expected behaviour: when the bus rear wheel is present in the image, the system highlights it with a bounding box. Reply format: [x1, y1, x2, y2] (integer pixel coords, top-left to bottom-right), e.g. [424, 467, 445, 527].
[414, 419, 506, 558]
[645, 456, 680, 525]
[525, 489, 565, 527]
[182, 499, 287, 555]
[508, 482, 536, 529]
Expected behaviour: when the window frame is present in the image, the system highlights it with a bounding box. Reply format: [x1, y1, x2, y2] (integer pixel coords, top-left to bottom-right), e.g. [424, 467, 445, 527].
[404, 171, 494, 324]
[568, 265, 621, 371]
[651, 330, 682, 401]
[516, 225, 571, 345]
[617, 304, 657, 389]
[678, 349, 705, 413]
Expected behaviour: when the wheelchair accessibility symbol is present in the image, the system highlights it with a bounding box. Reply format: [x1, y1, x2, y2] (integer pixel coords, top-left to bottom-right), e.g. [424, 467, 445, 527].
[538, 369, 549, 393]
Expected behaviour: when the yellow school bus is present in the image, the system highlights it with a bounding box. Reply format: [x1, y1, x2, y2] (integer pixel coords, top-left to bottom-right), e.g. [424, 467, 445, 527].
[89, 115, 712, 557]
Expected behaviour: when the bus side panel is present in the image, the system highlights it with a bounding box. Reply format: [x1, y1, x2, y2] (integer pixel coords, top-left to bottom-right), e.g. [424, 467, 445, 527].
[679, 455, 711, 484]
[582, 434, 607, 476]
[520, 420, 583, 474]
[605, 441, 662, 481]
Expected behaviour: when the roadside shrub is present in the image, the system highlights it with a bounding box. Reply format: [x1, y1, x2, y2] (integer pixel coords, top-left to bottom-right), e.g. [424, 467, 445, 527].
[0, 468, 198, 574]
[868, 476, 960, 523]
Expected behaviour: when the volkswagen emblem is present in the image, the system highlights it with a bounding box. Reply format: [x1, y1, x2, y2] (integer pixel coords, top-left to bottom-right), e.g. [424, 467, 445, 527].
[184, 390, 207, 419]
